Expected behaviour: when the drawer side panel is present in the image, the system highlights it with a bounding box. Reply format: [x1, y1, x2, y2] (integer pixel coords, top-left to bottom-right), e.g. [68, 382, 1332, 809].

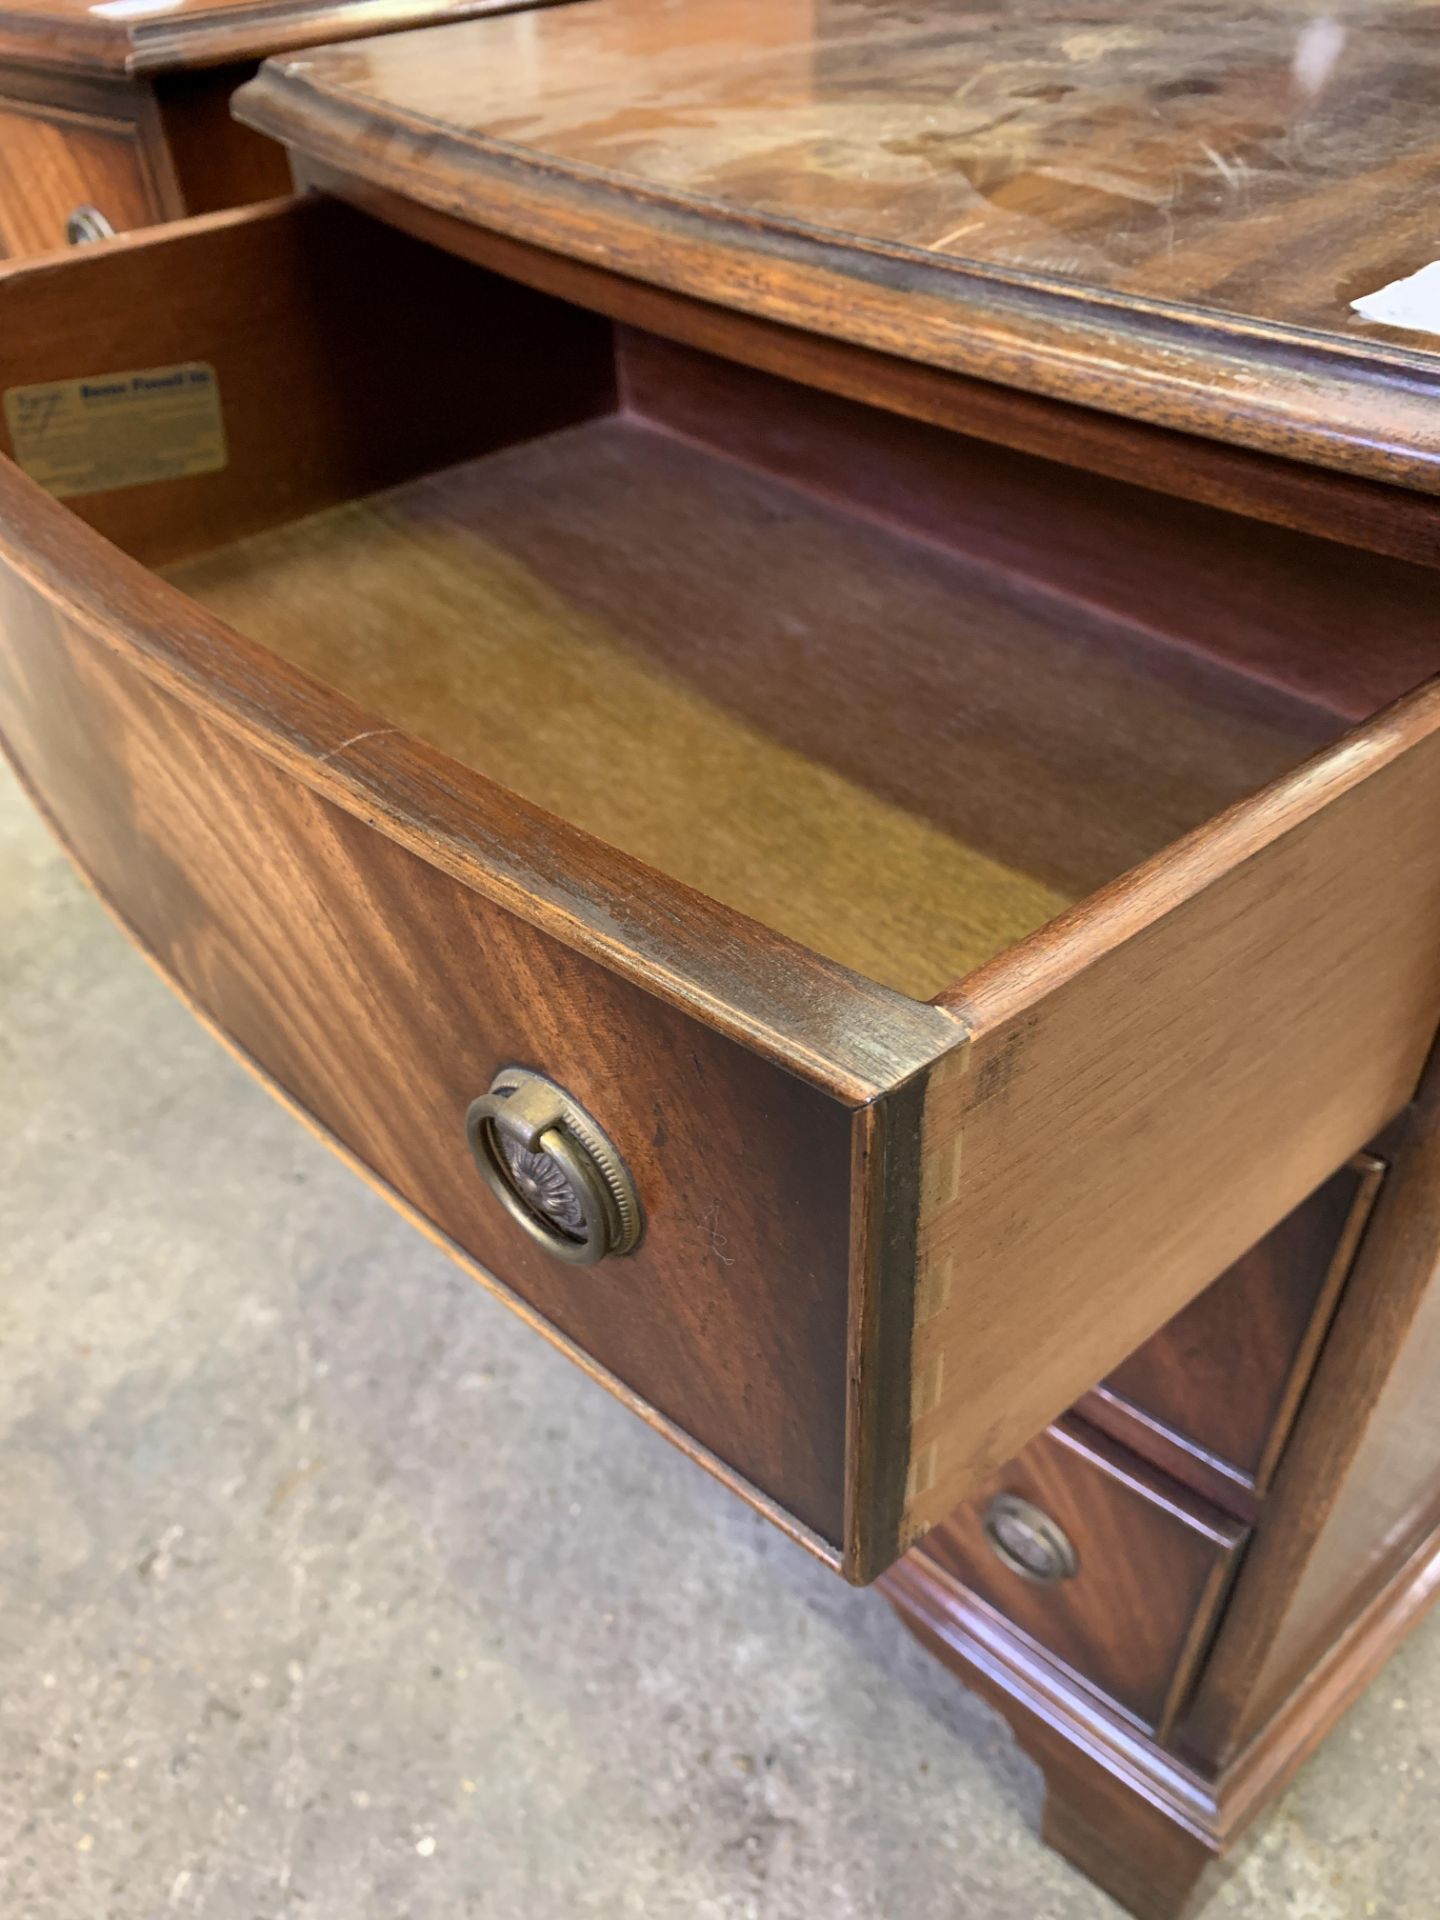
[908, 689, 1440, 1544]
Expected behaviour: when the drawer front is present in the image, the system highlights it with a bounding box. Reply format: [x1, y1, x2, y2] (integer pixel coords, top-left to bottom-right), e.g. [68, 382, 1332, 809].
[0, 578, 857, 1551]
[0, 98, 162, 259]
[1078, 1155, 1386, 1509]
[0, 200, 976, 1587]
[918, 1419, 1247, 1734]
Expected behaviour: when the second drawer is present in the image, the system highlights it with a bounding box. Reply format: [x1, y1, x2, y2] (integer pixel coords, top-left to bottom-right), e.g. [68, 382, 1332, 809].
[919, 1418, 1248, 1735]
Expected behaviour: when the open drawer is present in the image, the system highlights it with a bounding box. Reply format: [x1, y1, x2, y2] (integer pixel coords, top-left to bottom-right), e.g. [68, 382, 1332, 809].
[2, 197, 1439, 1581]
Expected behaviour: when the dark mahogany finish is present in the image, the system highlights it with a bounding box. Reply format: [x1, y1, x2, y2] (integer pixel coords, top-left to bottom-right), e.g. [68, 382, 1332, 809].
[884, 1080, 1440, 1919]
[0, 591, 855, 1543]
[237, 0, 1440, 489]
[920, 1419, 1246, 1735]
[12, 198, 1440, 1591]
[0, 199, 959, 1579]
[6, 3, 1440, 1906]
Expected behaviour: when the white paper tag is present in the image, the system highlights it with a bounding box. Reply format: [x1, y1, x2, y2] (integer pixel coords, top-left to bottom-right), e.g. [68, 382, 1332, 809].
[1351, 261, 1440, 336]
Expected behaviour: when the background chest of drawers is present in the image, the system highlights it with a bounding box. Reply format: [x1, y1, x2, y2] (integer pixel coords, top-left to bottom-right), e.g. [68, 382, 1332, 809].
[0, 0, 567, 259]
[4, 3, 1440, 1916]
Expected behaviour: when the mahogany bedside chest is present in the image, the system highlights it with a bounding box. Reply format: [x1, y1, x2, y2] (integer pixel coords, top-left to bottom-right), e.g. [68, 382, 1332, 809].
[3, 2, 1440, 1913]
[0, 0, 571, 259]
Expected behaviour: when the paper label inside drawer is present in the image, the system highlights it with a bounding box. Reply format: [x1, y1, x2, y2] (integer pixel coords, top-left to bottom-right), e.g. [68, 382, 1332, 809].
[3, 362, 226, 499]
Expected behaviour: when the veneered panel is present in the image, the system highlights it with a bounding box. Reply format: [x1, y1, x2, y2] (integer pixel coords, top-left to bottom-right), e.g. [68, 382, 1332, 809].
[0, 575, 856, 1546]
[0, 98, 161, 257]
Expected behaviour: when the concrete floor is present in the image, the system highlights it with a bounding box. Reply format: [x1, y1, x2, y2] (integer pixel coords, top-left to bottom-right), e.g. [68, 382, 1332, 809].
[2, 752, 1437, 1920]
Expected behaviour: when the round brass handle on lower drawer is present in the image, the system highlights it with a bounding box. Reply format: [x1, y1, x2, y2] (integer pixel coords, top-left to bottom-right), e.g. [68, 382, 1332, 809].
[65, 204, 116, 245]
[465, 1067, 642, 1266]
[982, 1493, 1079, 1585]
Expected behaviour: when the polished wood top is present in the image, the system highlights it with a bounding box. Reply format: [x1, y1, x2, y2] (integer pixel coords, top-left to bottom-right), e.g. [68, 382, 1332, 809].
[237, 0, 1440, 488]
[0, 0, 572, 80]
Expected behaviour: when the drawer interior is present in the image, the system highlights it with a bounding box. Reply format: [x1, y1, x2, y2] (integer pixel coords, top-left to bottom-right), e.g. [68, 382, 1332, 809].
[163, 401, 1342, 998]
[11, 199, 1440, 1008]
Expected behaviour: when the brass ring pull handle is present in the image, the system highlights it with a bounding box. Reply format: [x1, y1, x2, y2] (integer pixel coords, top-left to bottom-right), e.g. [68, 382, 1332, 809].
[66, 205, 116, 245]
[465, 1067, 642, 1266]
[982, 1493, 1079, 1585]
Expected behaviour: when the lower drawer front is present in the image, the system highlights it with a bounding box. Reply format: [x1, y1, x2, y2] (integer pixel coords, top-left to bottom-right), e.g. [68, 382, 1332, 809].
[920, 1419, 1247, 1733]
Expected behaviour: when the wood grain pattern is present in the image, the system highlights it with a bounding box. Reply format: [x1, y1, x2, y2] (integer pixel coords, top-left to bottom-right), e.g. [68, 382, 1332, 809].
[0, 62, 285, 270]
[295, 166, 1440, 573]
[884, 1061, 1440, 1909]
[175, 13, 1440, 1900]
[7, 198, 1440, 1591]
[1181, 1051, 1440, 1763]
[21, 765, 850, 1574]
[0, 93, 164, 256]
[1078, 1156, 1385, 1512]
[165, 426, 1067, 999]
[164, 418, 1334, 998]
[0, 0, 576, 79]
[884, 1477, 1440, 1918]
[237, 0, 1440, 488]
[904, 682, 1440, 1544]
[620, 331, 1440, 726]
[0, 193, 617, 569]
[14, 198, 1440, 1605]
[0, 1, 575, 267]
[0, 204, 957, 1105]
[0, 201, 962, 1581]
[0, 567, 860, 1544]
[920, 1418, 1246, 1735]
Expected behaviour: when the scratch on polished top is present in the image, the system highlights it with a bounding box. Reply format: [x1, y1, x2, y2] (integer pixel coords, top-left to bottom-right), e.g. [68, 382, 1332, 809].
[236, 0, 1440, 487]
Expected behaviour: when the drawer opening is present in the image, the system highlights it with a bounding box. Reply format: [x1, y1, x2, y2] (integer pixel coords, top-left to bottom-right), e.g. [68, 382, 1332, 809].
[164, 398, 1349, 1000]
[9, 200, 1437, 1006]
[169, 401, 1347, 1001]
